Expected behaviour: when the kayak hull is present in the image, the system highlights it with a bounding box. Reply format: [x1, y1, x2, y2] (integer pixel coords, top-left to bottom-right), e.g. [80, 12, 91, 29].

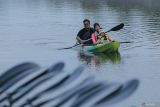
[82, 41, 120, 53]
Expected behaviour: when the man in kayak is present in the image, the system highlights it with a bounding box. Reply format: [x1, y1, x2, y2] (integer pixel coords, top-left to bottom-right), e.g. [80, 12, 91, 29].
[76, 19, 94, 44]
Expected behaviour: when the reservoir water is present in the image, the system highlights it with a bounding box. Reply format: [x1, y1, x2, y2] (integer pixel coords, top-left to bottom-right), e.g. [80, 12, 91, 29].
[0, 0, 160, 106]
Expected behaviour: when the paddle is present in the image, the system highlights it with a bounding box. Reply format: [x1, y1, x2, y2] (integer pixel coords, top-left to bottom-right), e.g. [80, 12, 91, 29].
[95, 79, 139, 106]
[105, 23, 124, 33]
[71, 79, 139, 107]
[0, 62, 65, 103]
[59, 23, 125, 50]
[26, 79, 138, 107]
[120, 41, 133, 44]
[0, 62, 139, 107]
[21, 66, 85, 106]
[0, 62, 40, 95]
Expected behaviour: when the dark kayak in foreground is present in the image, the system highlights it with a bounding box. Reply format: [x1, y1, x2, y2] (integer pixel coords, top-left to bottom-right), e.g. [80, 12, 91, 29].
[82, 41, 120, 53]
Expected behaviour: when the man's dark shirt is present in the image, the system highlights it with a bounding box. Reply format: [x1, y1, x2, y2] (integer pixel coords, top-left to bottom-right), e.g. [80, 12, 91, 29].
[77, 28, 94, 44]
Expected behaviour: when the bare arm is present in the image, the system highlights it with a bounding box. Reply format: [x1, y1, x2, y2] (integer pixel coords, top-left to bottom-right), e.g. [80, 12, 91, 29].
[76, 36, 82, 44]
[85, 38, 92, 41]
[76, 36, 92, 44]
[105, 34, 112, 42]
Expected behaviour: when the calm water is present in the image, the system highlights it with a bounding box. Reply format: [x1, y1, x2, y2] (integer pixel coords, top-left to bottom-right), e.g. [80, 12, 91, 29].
[0, 0, 160, 106]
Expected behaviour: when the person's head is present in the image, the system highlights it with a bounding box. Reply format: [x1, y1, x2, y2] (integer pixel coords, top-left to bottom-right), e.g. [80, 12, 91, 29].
[94, 23, 101, 32]
[83, 19, 91, 29]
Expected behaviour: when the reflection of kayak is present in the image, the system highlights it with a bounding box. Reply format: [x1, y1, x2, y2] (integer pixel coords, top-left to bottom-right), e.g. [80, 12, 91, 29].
[95, 52, 121, 64]
[78, 51, 121, 65]
[82, 41, 120, 53]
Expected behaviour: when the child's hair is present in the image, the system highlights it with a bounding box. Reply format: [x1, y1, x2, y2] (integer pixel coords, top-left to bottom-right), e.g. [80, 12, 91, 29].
[94, 23, 100, 29]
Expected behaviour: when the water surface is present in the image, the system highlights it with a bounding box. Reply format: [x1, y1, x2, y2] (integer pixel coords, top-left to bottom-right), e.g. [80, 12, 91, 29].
[0, 0, 160, 106]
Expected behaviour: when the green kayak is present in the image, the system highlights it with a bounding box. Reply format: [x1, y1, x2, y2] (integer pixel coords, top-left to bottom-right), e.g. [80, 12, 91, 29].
[82, 41, 120, 53]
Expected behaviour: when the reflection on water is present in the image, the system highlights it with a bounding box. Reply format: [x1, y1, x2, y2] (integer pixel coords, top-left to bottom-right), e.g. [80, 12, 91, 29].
[78, 51, 121, 66]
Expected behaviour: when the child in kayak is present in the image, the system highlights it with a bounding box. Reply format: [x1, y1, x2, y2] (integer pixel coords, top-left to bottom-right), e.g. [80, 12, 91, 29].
[92, 23, 112, 44]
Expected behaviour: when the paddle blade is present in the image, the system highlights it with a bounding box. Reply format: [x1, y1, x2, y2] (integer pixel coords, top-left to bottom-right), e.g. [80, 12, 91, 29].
[107, 23, 124, 32]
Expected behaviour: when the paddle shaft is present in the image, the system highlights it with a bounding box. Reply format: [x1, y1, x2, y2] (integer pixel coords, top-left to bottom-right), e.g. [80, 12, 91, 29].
[59, 38, 92, 49]
[66, 39, 132, 49]
[120, 41, 133, 44]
